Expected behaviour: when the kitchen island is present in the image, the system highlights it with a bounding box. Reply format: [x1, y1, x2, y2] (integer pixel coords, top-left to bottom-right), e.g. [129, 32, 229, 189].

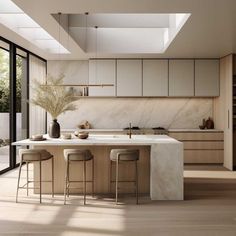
[12, 134, 183, 200]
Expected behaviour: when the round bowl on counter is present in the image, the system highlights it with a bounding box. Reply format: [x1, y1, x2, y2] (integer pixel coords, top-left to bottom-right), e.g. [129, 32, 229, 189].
[61, 133, 72, 139]
[30, 134, 47, 141]
[32, 134, 43, 140]
[74, 131, 89, 139]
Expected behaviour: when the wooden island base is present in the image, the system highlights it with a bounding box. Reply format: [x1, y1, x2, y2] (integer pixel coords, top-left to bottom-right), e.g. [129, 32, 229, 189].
[34, 145, 151, 194]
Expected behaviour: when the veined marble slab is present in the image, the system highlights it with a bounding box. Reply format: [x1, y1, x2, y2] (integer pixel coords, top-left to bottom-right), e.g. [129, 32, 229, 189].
[13, 134, 183, 200]
[47, 98, 213, 130]
[61, 128, 223, 133]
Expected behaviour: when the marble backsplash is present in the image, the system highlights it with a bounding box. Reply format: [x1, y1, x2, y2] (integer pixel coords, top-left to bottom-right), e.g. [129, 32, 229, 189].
[50, 98, 213, 129]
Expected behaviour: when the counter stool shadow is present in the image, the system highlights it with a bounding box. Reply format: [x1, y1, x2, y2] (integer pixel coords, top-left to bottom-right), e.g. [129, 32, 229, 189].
[63, 149, 94, 205]
[16, 149, 54, 203]
[110, 149, 139, 204]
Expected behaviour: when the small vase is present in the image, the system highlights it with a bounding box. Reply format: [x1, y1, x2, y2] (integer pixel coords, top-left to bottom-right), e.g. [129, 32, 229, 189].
[49, 119, 60, 138]
[206, 117, 214, 129]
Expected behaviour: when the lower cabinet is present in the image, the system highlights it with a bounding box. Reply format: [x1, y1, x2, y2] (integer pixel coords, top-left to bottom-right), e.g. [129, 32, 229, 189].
[168, 131, 224, 164]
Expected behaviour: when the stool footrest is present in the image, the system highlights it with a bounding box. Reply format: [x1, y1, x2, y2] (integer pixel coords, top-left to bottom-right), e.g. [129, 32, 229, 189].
[18, 187, 40, 190]
[66, 187, 84, 190]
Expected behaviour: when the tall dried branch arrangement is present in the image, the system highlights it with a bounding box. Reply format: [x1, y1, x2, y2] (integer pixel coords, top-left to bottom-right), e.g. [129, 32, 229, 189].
[31, 75, 80, 119]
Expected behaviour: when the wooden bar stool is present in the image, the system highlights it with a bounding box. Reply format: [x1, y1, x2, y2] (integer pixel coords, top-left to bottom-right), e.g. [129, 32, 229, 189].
[63, 149, 94, 205]
[110, 149, 139, 204]
[16, 149, 54, 203]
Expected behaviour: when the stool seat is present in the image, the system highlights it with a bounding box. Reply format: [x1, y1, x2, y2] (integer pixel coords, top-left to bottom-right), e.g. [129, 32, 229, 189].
[64, 149, 93, 161]
[110, 149, 139, 161]
[19, 149, 53, 162]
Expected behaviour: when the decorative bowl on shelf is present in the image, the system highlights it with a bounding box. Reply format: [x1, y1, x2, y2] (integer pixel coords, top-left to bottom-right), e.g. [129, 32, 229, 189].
[199, 125, 205, 130]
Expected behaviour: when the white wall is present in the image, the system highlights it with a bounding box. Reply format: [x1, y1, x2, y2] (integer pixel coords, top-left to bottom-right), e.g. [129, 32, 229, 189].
[47, 60, 213, 129]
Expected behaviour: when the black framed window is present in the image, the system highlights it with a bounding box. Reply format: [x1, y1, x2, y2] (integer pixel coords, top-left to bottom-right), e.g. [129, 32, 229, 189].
[0, 40, 10, 173]
[0, 35, 46, 175]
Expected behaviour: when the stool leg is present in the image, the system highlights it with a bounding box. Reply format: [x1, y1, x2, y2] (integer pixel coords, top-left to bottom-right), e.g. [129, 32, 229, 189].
[26, 162, 29, 196]
[115, 159, 119, 205]
[64, 160, 69, 205]
[39, 160, 42, 204]
[92, 158, 94, 198]
[135, 160, 138, 205]
[83, 159, 86, 205]
[67, 161, 70, 197]
[16, 160, 23, 203]
[52, 157, 54, 198]
[109, 161, 112, 195]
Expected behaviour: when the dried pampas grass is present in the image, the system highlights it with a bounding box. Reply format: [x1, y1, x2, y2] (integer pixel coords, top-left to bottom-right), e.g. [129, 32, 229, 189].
[31, 75, 80, 119]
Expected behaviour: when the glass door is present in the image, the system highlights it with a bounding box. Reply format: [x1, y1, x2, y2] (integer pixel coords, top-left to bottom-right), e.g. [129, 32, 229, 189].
[0, 35, 46, 175]
[0, 40, 10, 172]
[16, 48, 28, 164]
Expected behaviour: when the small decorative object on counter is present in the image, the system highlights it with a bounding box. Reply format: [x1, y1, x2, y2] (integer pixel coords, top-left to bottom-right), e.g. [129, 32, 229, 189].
[78, 120, 91, 129]
[32, 134, 43, 140]
[199, 119, 206, 129]
[205, 117, 214, 129]
[49, 119, 60, 138]
[82, 86, 89, 96]
[30, 134, 46, 141]
[61, 133, 72, 140]
[77, 131, 89, 139]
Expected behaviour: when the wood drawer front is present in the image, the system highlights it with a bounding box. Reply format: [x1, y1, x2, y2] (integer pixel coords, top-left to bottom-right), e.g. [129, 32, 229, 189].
[184, 150, 223, 164]
[183, 141, 223, 150]
[169, 132, 223, 141]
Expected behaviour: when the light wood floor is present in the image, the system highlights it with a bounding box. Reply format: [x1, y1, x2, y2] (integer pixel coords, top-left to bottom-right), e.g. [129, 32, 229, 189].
[1, 165, 236, 235]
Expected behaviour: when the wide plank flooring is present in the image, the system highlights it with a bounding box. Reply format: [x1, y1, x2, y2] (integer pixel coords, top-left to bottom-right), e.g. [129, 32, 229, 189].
[0, 165, 236, 235]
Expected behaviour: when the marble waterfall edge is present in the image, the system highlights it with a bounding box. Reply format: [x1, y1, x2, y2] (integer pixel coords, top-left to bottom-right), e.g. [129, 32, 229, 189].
[150, 142, 184, 200]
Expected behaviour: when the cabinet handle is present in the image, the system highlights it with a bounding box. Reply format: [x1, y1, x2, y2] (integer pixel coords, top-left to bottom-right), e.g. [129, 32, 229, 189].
[228, 109, 230, 129]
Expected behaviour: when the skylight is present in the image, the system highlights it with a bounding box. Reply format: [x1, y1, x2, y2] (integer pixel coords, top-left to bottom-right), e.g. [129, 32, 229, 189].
[67, 13, 191, 54]
[0, 0, 70, 54]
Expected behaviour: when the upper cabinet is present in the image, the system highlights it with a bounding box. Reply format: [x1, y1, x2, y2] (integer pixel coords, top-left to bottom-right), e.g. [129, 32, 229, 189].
[195, 59, 219, 97]
[169, 60, 194, 96]
[87, 58, 220, 98]
[143, 60, 168, 96]
[89, 60, 116, 96]
[117, 60, 142, 96]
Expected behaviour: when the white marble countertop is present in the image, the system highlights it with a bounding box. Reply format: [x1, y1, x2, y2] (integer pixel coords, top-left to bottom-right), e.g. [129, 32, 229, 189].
[12, 134, 180, 146]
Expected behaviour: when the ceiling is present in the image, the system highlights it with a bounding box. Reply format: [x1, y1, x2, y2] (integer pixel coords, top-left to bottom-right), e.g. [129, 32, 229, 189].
[0, 0, 235, 60]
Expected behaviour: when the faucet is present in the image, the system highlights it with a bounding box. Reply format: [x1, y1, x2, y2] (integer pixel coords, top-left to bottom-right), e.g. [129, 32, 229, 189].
[128, 122, 132, 139]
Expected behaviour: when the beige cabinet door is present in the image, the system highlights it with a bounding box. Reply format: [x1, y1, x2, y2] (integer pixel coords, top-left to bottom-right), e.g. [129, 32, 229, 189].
[89, 60, 116, 96]
[117, 60, 142, 97]
[222, 56, 233, 170]
[143, 60, 168, 96]
[169, 60, 194, 96]
[195, 59, 219, 97]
